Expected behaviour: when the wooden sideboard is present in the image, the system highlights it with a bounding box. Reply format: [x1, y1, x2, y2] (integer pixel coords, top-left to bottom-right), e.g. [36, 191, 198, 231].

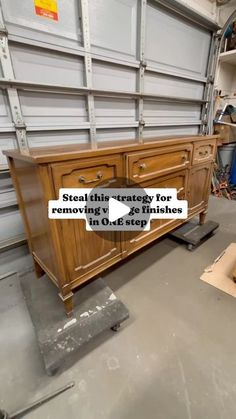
[3, 135, 218, 315]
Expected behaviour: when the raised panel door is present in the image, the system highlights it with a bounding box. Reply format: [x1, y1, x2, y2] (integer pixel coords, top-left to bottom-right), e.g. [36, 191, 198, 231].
[51, 155, 123, 285]
[122, 169, 188, 255]
[188, 163, 212, 213]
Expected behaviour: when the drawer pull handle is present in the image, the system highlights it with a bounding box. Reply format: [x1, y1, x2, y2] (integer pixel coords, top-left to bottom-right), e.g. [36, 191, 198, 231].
[199, 150, 208, 156]
[182, 155, 187, 161]
[139, 163, 147, 171]
[79, 171, 103, 184]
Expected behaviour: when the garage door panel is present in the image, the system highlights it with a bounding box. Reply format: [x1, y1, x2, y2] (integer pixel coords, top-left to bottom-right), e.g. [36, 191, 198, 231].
[95, 98, 136, 125]
[0, 133, 16, 169]
[144, 73, 205, 99]
[10, 44, 84, 87]
[93, 61, 137, 92]
[19, 92, 87, 129]
[96, 128, 136, 142]
[143, 126, 199, 138]
[0, 208, 24, 241]
[1, 0, 82, 49]
[27, 130, 89, 148]
[89, 0, 138, 61]
[146, 2, 211, 79]
[144, 102, 201, 125]
[0, 91, 13, 130]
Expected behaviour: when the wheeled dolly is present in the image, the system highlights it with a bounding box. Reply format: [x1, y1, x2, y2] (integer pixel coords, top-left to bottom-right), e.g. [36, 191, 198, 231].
[20, 272, 129, 375]
[169, 220, 219, 251]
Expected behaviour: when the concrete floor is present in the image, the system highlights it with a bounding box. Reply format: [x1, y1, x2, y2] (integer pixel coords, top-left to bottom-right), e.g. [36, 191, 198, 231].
[1, 196, 236, 419]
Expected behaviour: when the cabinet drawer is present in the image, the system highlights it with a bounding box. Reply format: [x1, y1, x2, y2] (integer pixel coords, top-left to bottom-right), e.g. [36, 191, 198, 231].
[122, 170, 188, 254]
[51, 155, 123, 192]
[192, 141, 216, 165]
[125, 145, 192, 184]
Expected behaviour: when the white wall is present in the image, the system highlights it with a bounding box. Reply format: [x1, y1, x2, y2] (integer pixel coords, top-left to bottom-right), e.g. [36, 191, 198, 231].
[184, 0, 236, 25]
[184, 0, 217, 21]
[218, 0, 236, 27]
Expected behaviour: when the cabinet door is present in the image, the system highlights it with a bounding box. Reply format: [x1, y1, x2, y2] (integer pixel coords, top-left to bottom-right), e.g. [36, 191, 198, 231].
[51, 155, 123, 285]
[122, 170, 188, 255]
[188, 163, 212, 213]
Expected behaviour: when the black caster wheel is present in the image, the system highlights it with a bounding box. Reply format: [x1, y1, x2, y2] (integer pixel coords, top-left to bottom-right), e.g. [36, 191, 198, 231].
[111, 323, 121, 332]
[47, 366, 60, 376]
[187, 244, 194, 251]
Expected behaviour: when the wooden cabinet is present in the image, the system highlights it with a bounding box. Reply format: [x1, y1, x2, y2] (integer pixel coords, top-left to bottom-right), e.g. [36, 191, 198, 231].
[3, 135, 218, 315]
[188, 163, 213, 216]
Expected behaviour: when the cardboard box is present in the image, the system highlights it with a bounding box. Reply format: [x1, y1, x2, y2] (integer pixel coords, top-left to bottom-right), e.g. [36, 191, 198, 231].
[214, 121, 236, 144]
[200, 243, 236, 298]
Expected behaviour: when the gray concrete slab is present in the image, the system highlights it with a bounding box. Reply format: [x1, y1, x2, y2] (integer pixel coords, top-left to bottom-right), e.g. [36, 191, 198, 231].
[20, 274, 129, 375]
[1, 196, 236, 419]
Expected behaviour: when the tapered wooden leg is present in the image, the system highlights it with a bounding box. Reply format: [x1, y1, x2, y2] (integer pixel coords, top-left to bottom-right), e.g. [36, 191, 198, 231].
[59, 292, 74, 317]
[199, 210, 207, 225]
[33, 259, 45, 278]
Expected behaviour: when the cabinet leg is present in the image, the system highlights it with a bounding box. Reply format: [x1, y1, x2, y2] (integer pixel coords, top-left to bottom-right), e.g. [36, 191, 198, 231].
[59, 292, 74, 317]
[33, 259, 45, 278]
[199, 210, 207, 225]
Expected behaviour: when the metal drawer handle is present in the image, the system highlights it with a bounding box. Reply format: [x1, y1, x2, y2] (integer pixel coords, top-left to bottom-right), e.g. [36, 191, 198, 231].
[199, 150, 208, 156]
[79, 171, 103, 184]
[177, 187, 184, 194]
[139, 163, 147, 171]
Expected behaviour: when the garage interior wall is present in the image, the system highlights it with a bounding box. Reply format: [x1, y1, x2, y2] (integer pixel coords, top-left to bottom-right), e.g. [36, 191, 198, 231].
[0, 0, 219, 277]
[217, 0, 236, 27]
[183, 0, 217, 21]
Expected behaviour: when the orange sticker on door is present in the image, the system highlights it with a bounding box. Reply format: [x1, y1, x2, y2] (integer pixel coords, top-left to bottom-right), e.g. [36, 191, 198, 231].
[34, 0, 58, 21]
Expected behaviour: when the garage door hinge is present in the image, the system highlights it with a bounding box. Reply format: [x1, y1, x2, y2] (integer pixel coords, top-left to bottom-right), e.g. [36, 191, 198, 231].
[140, 60, 147, 68]
[207, 75, 214, 84]
[0, 27, 7, 36]
[139, 119, 146, 126]
[214, 32, 221, 40]
[14, 122, 26, 130]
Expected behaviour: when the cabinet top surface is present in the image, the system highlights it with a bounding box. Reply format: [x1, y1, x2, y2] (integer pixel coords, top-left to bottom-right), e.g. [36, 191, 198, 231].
[3, 135, 218, 164]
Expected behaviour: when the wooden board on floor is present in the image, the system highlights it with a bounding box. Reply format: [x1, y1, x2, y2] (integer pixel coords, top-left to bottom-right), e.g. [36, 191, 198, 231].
[233, 261, 236, 282]
[200, 243, 236, 297]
